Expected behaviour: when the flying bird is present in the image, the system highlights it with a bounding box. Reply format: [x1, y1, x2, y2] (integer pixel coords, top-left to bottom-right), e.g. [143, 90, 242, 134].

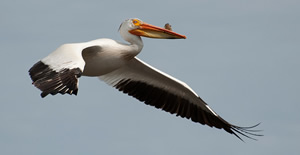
[29, 18, 261, 141]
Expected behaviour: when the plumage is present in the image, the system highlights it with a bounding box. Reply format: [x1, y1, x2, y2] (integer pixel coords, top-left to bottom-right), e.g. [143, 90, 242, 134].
[29, 18, 261, 141]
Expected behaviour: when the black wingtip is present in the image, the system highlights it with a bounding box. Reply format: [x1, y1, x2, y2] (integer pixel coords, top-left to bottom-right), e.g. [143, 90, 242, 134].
[41, 92, 48, 98]
[29, 61, 82, 98]
[230, 123, 263, 141]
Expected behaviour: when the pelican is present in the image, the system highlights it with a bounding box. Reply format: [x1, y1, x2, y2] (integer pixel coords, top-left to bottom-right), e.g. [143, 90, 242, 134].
[29, 18, 261, 141]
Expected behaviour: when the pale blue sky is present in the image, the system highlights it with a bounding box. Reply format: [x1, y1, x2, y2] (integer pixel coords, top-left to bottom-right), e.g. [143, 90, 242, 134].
[1, 0, 299, 154]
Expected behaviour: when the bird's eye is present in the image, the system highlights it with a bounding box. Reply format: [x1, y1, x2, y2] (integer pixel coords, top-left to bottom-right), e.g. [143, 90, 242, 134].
[132, 19, 140, 26]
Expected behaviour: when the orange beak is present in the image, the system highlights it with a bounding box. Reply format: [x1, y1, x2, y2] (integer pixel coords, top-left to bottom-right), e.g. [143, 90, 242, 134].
[129, 22, 186, 39]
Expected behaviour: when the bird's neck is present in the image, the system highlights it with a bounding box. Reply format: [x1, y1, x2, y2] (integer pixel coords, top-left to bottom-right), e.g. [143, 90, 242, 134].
[124, 35, 144, 57]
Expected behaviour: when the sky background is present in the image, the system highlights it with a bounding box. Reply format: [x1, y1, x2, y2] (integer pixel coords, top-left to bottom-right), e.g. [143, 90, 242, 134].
[1, 0, 299, 154]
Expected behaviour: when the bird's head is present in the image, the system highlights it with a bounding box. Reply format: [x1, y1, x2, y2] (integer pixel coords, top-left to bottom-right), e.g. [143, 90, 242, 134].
[119, 18, 186, 41]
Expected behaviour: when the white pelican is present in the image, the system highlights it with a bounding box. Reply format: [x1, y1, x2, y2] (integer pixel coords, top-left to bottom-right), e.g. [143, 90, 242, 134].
[29, 18, 261, 141]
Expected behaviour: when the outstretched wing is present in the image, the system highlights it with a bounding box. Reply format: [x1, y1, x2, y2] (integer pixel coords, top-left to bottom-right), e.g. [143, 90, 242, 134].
[99, 57, 261, 140]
